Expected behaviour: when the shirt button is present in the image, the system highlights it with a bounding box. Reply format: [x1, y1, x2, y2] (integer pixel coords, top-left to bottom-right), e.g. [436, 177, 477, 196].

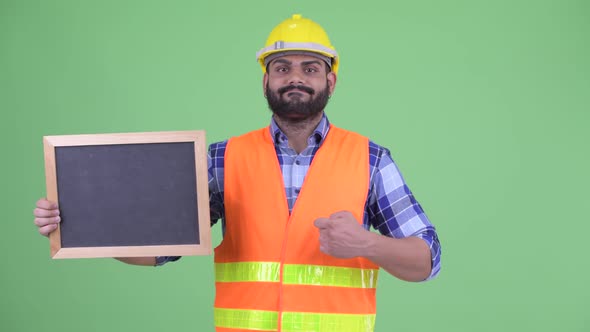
[295, 188, 300, 194]
[295, 160, 300, 165]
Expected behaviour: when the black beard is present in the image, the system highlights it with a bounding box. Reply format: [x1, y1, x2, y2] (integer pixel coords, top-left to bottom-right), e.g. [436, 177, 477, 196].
[266, 82, 330, 123]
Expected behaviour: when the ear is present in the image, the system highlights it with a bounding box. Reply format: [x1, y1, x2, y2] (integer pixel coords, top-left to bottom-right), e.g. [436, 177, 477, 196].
[327, 72, 337, 96]
[263, 72, 269, 97]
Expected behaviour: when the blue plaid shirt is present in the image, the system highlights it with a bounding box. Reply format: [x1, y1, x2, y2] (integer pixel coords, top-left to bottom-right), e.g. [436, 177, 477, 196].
[158, 115, 441, 280]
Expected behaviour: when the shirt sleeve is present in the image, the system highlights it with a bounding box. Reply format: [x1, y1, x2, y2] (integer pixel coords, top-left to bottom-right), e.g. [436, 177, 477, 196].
[367, 144, 441, 280]
[208, 141, 227, 226]
[156, 141, 228, 267]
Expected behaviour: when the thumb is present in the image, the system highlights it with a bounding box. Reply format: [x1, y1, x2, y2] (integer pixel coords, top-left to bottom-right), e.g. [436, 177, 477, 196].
[313, 217, 330, 229]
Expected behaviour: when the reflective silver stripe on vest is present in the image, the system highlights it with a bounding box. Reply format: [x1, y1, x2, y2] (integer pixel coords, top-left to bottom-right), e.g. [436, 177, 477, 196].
[215, 262, 378, 288]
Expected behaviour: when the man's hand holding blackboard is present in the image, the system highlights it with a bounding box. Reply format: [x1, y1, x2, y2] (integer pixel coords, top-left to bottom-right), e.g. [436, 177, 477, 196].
[33, 198, 157, 266]
[33, 198, 60, 237]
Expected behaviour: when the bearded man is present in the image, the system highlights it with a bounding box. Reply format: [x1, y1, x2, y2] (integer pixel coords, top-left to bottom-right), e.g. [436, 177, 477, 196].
[33, 14, 441, 332]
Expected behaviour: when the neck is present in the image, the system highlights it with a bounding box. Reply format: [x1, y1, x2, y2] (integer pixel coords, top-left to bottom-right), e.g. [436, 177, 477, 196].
[273, 112, 324, 154]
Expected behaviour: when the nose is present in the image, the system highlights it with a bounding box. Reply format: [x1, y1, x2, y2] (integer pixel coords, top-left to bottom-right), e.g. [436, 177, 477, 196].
[287, 69, 305, 85]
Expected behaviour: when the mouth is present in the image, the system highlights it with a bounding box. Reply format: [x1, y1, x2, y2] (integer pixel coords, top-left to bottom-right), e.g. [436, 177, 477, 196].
[286, 90, 306, 97]
[278, 85, 315, 96]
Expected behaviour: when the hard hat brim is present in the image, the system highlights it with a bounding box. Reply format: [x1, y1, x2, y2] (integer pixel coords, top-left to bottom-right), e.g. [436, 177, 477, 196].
[256, 42, 339, 74]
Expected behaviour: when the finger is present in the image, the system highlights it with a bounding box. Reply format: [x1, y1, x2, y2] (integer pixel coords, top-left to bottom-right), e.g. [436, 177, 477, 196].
[313, 218, 330, 229]
[39, 224, 58, 237]
[34, 216, 61, 227]
[318, 234, 332, 249]
[36, 198, 58, 210]
[319, 244, 330, 255]
[33, 207, 60, 218]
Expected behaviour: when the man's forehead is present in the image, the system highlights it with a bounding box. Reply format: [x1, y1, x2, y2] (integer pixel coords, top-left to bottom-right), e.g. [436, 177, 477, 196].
[269, 55, 323, 66]
[265, 51, 332, 69]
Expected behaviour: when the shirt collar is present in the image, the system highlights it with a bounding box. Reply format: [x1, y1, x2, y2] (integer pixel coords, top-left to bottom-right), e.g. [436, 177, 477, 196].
[270, 113, 331, 147]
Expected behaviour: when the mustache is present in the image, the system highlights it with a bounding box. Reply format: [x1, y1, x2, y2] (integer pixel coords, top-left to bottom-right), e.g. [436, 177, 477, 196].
[278, 84, 315, 95]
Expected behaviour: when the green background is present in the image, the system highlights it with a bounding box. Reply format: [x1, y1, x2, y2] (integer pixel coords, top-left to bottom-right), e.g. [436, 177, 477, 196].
[1, 0, 588, 331]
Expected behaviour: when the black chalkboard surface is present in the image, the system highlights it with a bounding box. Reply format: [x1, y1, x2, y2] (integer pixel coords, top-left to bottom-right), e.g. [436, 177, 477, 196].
[43, 131, 211, 259]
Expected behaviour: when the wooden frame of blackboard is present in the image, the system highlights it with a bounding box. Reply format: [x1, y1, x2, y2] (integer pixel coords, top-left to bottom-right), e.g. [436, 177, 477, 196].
[43, 131, 211, 259]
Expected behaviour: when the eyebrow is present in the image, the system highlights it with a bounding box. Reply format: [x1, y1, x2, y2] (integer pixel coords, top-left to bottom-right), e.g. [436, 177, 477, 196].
[270, 59, 323, 67]
[271, 59, 291, 66]
[301, 60, 323, 67]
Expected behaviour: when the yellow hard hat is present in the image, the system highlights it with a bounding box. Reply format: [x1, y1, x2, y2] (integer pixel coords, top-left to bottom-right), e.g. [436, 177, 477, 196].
[256, 14, 339, 74]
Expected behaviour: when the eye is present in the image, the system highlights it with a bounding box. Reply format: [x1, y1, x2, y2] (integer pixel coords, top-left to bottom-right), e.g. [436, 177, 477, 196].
[275, 66, 289, 73]
[304, 67, 318, 73]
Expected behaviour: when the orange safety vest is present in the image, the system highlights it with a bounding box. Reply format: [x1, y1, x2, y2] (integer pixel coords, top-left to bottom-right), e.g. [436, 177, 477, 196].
[214, 125, 380, 332]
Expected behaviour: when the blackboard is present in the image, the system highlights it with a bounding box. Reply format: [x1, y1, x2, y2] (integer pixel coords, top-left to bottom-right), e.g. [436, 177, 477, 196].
[43, 131, 211, 259]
